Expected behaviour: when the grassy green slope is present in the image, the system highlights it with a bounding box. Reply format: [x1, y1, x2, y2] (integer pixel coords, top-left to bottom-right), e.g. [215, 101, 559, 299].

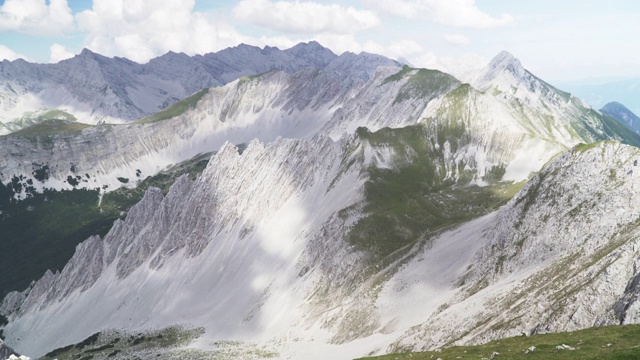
[39, 326, 206, 360]
[37, 324, 279, 360]
[135, 88, 209, 124]
[8, 119, 92, 137]
[4, 109, 78, 133]
[0, 153, 212, 298]
[593, 112, 640, 147]
[0, 187, 116, 300]
[347, 126, 523, 266]
[359, 324, 640, 360]
[382, 65, 460, 105]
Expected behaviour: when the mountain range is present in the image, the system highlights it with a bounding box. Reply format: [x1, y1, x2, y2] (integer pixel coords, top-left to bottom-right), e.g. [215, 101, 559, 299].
[0, 41, 336, 132]
[1, 42, 640, 359]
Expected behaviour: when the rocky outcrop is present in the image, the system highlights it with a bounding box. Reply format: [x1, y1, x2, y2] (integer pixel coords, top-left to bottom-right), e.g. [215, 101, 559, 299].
[391, 141, 640, 351]
[1, 134, 371, 357]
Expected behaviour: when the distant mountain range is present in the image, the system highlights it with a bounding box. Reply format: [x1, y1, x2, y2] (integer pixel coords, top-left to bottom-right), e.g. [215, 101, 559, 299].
[0, 41, 336, 132]
[2, 42, 640, 359]
[601, 101, 640, 134]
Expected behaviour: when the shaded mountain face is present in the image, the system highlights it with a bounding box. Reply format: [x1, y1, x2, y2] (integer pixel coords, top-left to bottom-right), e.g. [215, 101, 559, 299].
[2, 48, 640, 358]
[601, 101, 640, 134]
[0, 339, 19, 360]
[0, 41, 337, 132]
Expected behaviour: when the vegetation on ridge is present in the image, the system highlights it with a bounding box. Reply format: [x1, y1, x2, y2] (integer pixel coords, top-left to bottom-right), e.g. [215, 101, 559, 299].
[38, 325, 279, 360]
[2, 109, 78, 134]
[39, 326, 206, 360]
[571, 107, 640, 148]
[359, 324, 640, 360]
[381, 65, 460, 104]
[136, 88, 209, 124]
[100, 152, 211, 214]
[7, 119, 91, 138]
[0, 153, 212, 298]
[346, 125, 523, 266]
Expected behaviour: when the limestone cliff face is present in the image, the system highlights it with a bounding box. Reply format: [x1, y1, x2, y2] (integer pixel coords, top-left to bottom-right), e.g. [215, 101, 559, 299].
[391, 142, 640, 351]
[474, 142, 640, 336]
[1, 135, 370, 357]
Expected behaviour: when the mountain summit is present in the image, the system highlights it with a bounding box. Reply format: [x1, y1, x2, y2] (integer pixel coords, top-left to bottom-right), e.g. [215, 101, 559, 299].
[472, 50, 526, 90]
[470, 49, 564, 105]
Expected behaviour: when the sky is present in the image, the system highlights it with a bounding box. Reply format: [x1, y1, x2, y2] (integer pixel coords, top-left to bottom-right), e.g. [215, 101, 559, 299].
[0, 0, 639, 82]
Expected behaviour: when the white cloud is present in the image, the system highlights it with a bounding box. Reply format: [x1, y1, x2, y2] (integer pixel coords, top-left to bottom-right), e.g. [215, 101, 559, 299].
[76, 0, 245, 63]
[386, 39, 424, 59]
[49, 43, 75, 63]
[407, 52, 447, 72]
[0, 0, 74, 36]
[0, 44, 28, 61]
[233, 0, 380, 34]
[439, 53, 488, 81]
[313, 34, 368, 54]
[253, 35, 300, 51]
[444, 34, 470, 45]
[366, 0, 514, 29]
[362, 40, 487, 80]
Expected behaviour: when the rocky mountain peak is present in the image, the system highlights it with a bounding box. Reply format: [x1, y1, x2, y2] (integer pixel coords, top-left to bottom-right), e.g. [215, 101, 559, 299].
[287, 40, 336, 66]
[488, 50, 522, 72]
[148, 50, 196, 67]
[465, 49, 582, 121]
[78, 48, 95, 56]
[160, 50, 190, 60]
[323, 51, 399, 85]
[289, 40, 330, 54]
[62, 48, 114, 72]
[75, 48, 106, 62]
[472, 50, 527, 91]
